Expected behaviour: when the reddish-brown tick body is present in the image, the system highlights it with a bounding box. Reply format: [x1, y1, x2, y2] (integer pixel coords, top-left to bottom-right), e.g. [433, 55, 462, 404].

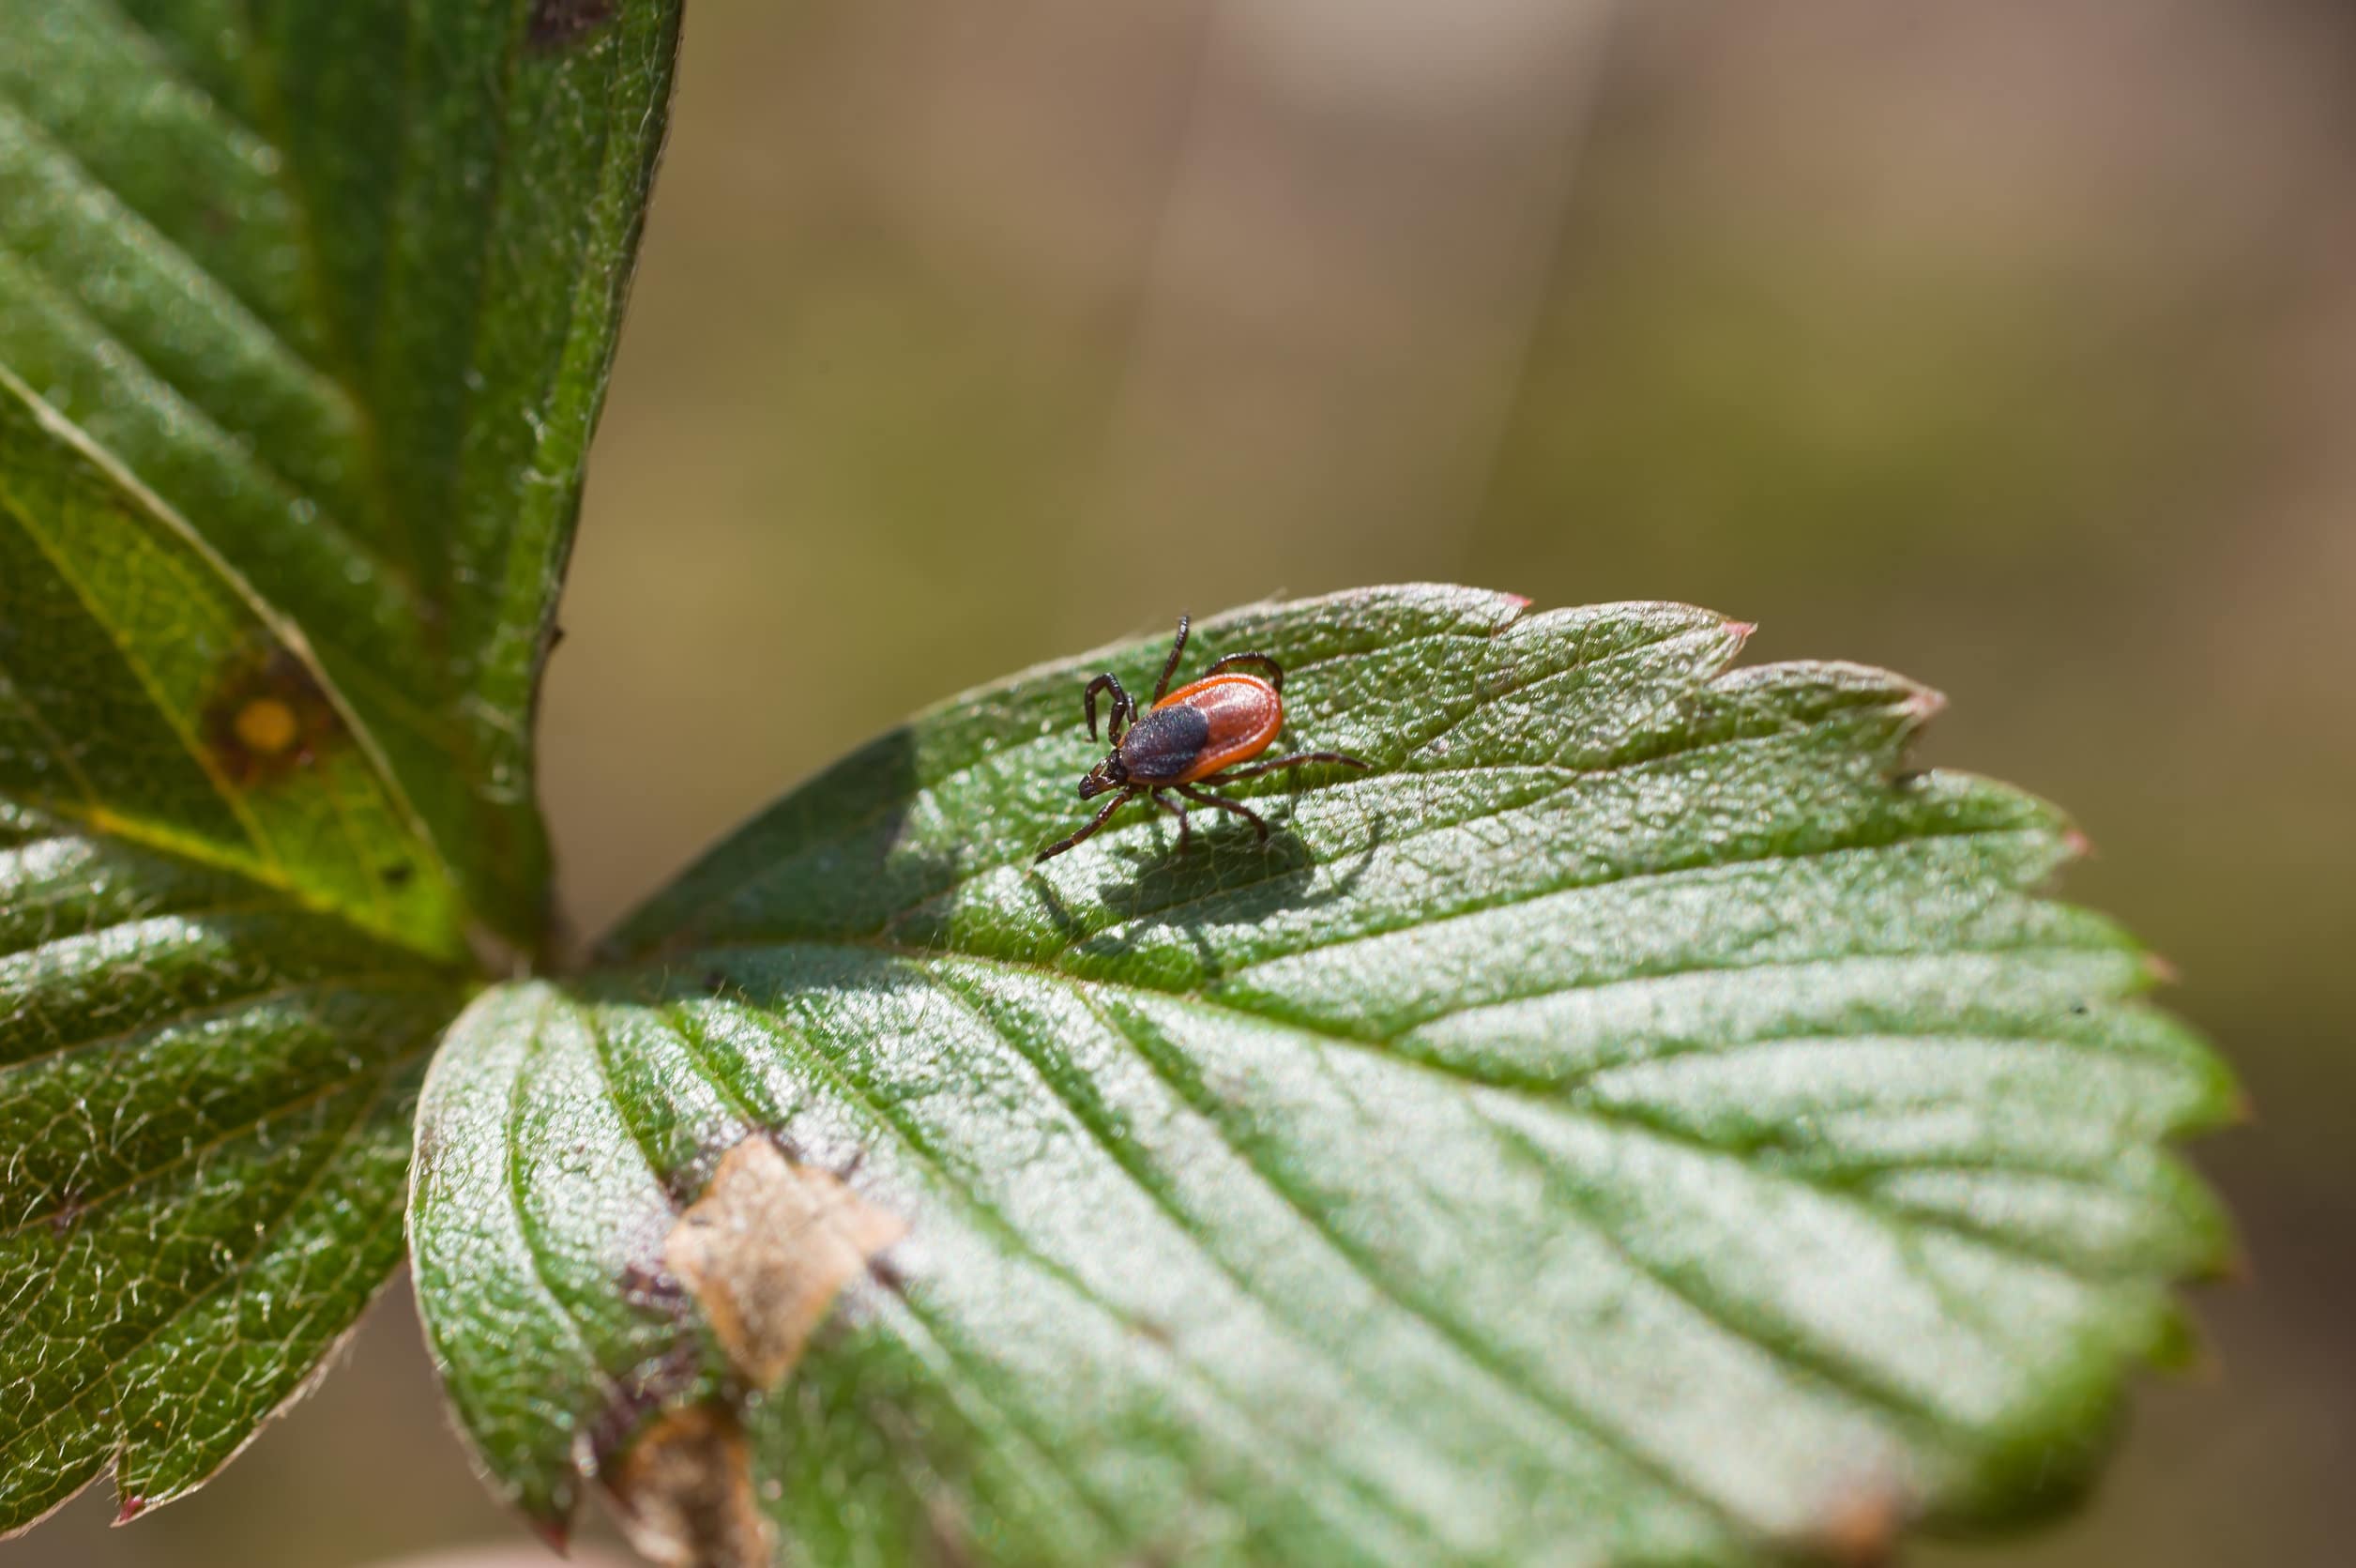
[1117, 673, 1284, 785]
[1035, 616, 1370, 864]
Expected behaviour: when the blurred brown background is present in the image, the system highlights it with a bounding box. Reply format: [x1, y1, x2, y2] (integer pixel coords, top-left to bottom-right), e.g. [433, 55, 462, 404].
[18, 0, 2352, 1562]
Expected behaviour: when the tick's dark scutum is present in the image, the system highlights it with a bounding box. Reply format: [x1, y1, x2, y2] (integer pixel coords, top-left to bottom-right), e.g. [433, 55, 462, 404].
[1117, 704, 1212, 784]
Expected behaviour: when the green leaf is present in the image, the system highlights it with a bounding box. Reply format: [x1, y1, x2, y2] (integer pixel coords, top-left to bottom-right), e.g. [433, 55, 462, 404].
[0, 365, 475, 1532]
[411, 587, 2236, 1565]
[0, 0, 681, 1527]
[0, 799, 468, 1532]
[0, 368, 463, 956]
[0, 0, 683, 951]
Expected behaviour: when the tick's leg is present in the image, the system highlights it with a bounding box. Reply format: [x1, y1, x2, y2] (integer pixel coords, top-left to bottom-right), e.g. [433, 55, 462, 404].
[1222, 750, 1372, 780]
[1083, 673, 1132, 742]
[1035, 788, 1136, 862]
[1203, 651, 1284, 692]
[1177, 782, 1270, 844]
[1151, 788, 1192, 854]
[1154, 614, 1192, 704]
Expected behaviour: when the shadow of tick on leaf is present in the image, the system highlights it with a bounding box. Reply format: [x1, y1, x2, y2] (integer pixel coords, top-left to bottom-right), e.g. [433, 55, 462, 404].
[1030, 809, 1386, 982]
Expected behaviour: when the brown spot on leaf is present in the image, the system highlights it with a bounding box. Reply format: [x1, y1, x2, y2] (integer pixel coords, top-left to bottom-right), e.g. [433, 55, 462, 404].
[524, 1514, 570, 1556]
[867, 1251, 911, 1299]
[663, 1136, 908, 1389]
[587, 1339, 707, 1474]
[616, 1257, 689, 1317]
[1808, 1482, 1910, 1566]
[201, 647, 343, 785]
[529, 0, 618, 50]
[600, 1402, 773, 1568]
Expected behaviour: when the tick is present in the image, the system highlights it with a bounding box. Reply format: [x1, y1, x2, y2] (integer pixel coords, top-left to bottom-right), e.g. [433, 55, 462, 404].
[1034, 615, 1370, 863]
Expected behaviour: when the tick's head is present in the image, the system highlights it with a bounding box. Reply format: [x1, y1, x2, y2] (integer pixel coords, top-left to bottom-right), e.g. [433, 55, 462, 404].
[1078, 753, 1127, 799]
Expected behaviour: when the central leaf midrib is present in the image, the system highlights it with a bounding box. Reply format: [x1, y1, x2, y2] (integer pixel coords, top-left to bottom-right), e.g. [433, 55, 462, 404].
[365, 0, 533, 622]
[0, 785, 456, 961]
[672, 921, 2148, 1363]
[664, 817, 2054, 1028]
[640, 682, 1949, 974]
[988, 935, 2166, 1285]
[953, 938, 2147, 1519]
[221, 0, 431, 601]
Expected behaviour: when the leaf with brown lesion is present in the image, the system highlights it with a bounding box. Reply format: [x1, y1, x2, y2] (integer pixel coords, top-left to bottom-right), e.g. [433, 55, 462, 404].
[602, 1402, 774, 1568]
[0, 369, 464, 957]
[665, 1136, 910, 1391]
[413, 587, 2236, 1566]
[0, 0, 685, 951]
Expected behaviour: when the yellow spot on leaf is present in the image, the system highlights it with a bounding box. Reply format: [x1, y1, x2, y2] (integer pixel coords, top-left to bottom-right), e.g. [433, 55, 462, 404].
[231, 697, 299, 755]
[202, 647, 342, 784]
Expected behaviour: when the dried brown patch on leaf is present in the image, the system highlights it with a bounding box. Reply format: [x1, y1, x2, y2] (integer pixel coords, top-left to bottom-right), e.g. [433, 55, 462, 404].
[586, 1340, 708, 1478]
[200, 647, 344, 786]
[528, 0, 619, 50]
[663, 1137, 908, 1388]
[600, 1402, 772, 1568]
[1805, 1480, 1913, 1567]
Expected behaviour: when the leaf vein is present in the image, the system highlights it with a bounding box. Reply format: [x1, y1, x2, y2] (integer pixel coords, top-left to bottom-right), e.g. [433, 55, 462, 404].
[1066, 981, 1750, 1541]
[0, 1057, 403, 1474]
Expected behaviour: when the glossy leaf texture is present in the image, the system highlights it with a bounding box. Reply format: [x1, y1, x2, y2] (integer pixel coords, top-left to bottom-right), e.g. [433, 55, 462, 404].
[0, 366, 477, 1533]
[0, 369, 463, 956]
[411, 587, 2235, 1566]
[0, 800, 469, 1532]
[0, 0, 684, 951]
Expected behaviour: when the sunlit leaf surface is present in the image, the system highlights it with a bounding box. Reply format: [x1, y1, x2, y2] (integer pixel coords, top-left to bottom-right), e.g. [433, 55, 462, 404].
[0, 802, 465, 1531]
[413, 586, 2234, 1565]
[0, 369, 472, 1533]
[0, 0, 683, 1528]
[0, 0, 682, 949]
